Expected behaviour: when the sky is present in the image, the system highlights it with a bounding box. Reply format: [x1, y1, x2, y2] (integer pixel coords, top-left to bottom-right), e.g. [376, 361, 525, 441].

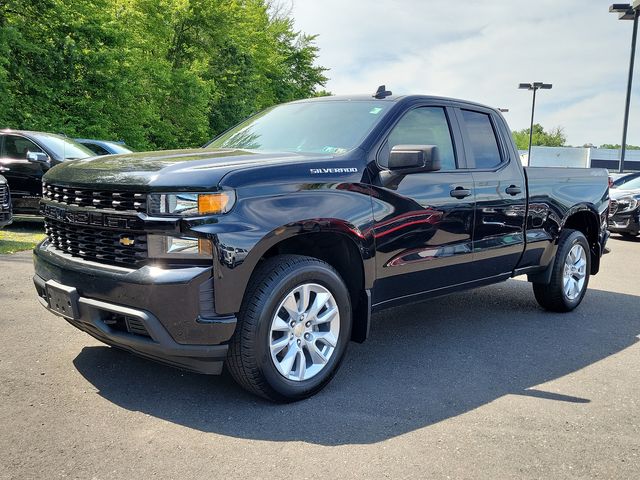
[291, 0, 640, 147]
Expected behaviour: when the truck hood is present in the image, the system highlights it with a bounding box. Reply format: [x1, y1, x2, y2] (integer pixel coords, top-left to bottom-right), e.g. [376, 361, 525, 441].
[43, 148, 309, 189]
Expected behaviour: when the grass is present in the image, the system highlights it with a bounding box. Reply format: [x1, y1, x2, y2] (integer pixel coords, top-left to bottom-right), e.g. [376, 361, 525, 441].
[0, 218, 46, 254]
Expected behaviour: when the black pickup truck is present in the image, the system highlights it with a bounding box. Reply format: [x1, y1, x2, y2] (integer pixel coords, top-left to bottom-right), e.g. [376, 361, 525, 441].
[32, 92, 610, 401]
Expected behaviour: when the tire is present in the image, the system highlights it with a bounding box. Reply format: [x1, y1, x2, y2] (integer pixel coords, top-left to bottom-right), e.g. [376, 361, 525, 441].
[226, 254, 352, 402]
[533, 229, 590, 312]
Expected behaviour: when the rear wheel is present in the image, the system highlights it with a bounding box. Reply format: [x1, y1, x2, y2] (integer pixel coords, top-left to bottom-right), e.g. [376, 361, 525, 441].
[533, 229, 590, 312]
[226, 255, 351, 402]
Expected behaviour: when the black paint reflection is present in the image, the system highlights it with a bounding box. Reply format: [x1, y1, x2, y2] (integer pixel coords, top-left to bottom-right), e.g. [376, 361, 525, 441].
[369, 171, 475, 304]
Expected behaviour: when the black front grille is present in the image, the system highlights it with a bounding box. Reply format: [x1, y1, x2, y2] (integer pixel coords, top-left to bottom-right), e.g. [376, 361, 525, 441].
[43, 183, 147, 213]
[0, 184, 8, 205]
[609, 200, 618, 217]
[45, 217, 147, 267]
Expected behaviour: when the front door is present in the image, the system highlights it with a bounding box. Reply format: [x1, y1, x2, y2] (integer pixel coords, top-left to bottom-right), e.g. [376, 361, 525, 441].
[0, 134, 49, 213]
[368, 105, 476, 307]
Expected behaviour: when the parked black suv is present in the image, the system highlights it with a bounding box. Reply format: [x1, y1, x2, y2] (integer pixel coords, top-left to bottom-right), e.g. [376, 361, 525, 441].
[0, 174, 11, 227]
[32, 93, 610, 401]
[75, 138, 133, 156]
[609, 175, 640, 238]
[0, 130, 94, 214]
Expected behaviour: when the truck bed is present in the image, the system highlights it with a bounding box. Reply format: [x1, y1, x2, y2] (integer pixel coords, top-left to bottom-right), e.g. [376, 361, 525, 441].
[517, 166, 609, 272]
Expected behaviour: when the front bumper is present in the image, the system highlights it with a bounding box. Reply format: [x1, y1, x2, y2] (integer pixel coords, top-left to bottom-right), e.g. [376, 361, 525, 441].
[608, 211, 640, 235]
[0, 209, 11, 227]
[0, 189, 11, 227]
[12, 196, 40, 215]
[33, 240, 236, 374]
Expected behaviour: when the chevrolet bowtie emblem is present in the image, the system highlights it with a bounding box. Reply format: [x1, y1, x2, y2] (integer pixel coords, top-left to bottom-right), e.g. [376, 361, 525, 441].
[119, 236, 135, 247]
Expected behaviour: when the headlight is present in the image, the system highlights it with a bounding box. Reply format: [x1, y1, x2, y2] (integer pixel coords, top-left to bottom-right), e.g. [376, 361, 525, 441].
[616, 196, 639, 213]
[148, 235, 213, 259]
[148, 191, 235, 216]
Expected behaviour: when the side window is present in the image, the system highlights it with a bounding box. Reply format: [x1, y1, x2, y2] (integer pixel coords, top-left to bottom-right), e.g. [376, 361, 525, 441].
[84, 143, 109, 155]
[4, 135, 44, 160]
[460, 110, 502, 169]
[382, 107, 457, 170]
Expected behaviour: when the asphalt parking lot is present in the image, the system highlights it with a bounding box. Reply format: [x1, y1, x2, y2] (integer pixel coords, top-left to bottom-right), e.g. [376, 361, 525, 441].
[1, 236, 639, 479]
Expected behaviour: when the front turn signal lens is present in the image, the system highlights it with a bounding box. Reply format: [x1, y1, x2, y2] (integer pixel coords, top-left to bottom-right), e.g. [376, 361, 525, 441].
[147, 235, 214, 259]
[198, 192, 234, 215]
[198, 238, 213, 256]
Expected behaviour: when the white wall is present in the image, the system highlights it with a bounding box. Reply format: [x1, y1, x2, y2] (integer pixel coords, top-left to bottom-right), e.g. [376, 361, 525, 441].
[518, 147, 640, 171]
[519, 146, 589, 168]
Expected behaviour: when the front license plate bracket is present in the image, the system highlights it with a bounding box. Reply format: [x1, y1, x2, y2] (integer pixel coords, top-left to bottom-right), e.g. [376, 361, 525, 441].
[45, 280, 80, 320]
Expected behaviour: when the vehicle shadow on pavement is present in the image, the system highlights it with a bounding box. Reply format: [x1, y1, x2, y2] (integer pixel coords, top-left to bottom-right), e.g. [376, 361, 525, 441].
[612, 233, 640, 243]
[73, 280, 640, 446]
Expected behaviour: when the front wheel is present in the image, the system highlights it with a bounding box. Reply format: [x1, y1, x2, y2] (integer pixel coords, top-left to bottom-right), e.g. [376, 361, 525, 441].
[533, 229, 590, 312]
[226, 255, 351, 402]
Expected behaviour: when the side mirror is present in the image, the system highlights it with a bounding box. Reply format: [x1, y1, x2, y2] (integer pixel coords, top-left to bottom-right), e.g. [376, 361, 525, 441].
[388, 145, 441, 173]
[26, 151, 50, 164]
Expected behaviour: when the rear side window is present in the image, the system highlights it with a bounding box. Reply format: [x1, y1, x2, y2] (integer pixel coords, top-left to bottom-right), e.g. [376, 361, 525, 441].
[460, 110, 502, 169]
[383, 107, 457, 170]
[83, 143, 110, 155]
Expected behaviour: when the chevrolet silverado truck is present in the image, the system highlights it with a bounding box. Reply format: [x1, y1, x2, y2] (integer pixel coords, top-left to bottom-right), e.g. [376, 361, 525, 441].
[32, 91, 610, 401]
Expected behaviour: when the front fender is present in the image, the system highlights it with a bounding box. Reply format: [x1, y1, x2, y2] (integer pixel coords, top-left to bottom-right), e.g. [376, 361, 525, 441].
[199, 182, 376, 315]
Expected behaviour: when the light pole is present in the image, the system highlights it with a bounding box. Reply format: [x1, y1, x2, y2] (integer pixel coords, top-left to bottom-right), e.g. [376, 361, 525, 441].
[518, 82, 552, 165]
[609, 2, 639, 173]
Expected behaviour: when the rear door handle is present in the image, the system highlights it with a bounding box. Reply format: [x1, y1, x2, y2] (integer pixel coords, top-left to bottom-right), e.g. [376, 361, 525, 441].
[450, 187, 472, 199]
[505, 185, 522, 196]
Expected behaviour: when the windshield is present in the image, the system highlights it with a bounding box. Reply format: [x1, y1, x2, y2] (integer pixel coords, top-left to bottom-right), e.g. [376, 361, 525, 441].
[33, 133, 95, 160]
[206, 100, 390, 155]
[618, 175, 640, 191]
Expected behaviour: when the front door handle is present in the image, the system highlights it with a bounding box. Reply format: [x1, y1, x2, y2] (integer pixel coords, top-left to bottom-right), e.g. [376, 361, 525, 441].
[505, 185, 522, 196]
[450, 186, 472, 199]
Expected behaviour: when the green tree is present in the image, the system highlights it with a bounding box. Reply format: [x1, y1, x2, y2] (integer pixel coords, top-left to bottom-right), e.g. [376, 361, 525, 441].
[512, 124, 566, 150]
[0, 0, 328, 150]
[598, 144, 640, 150]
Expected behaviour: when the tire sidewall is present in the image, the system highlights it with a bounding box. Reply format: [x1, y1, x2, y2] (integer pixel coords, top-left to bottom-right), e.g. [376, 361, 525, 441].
[252, 263, 351, 400]
[558, 232, 590, 309]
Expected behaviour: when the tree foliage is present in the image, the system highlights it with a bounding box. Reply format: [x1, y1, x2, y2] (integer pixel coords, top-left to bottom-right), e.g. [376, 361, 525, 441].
[598, 143, 640, 150]
[0, 0, 328, 150]
[512, 124, 566, 150]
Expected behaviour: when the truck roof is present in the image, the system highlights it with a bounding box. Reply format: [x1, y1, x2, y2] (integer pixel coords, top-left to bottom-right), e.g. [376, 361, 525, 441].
[292, 94, 497, 112]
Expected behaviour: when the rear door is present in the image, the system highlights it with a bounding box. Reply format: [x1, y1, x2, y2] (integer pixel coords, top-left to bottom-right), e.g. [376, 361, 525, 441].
[369, 104, 477, 306]
[454, 107, 527, 279]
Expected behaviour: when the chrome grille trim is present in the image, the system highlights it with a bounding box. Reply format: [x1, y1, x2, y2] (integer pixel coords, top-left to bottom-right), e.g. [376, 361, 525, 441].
[43, 182, 147, 213]
[0, 184, 9, 206]
[44, 217, 147, 267]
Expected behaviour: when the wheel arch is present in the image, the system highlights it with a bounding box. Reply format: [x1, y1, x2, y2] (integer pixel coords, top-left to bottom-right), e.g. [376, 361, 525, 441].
[528, 205, 602, 285]
[561, 205, 601, 275]
[214, 220, 374, 343]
